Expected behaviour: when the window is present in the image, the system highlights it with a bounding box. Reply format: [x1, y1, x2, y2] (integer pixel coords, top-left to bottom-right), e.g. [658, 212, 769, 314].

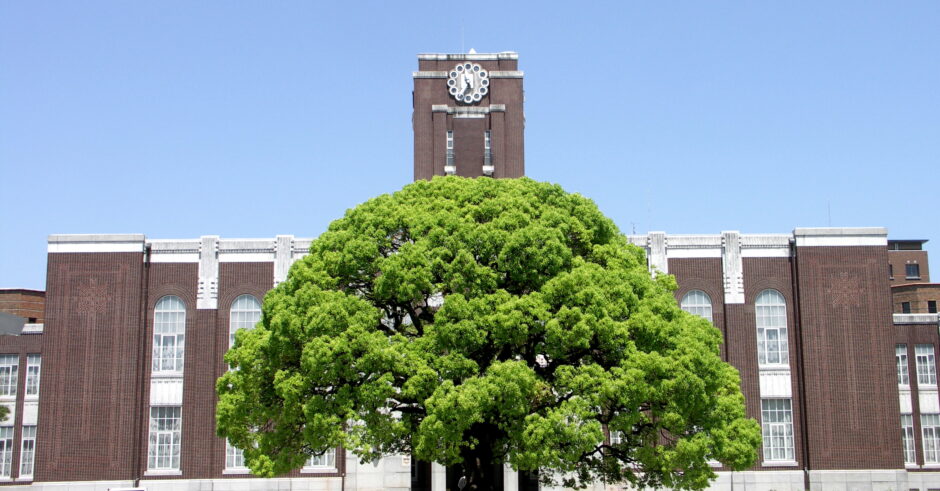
[484, 130, 492, 164]
[756, 290, 788, 366]
[680, 290, 713, 323]
[445, 130, 454, 171]
[761, 398, 795, 462]
[902, 415, 916, 465]
[148, 406, 182, 470]
[897, 345, 910, 386]
[304, 450, 336, 470]
[153, 296, 185, 373]
[890, 264, 895, 279]
[0, 427, 11, 477]
[229, 295, 262, 348]
[903, 302, 912, 314]
[25, 355, 40, 397]
[761, 398, 794, 462]
[930, 301, 938, 314]
[907, 264, 921, 280]
[19, 425, 36, 478]
[0, 356, 17, 397]
[226, 440, 247, 470]
[924, 414, 940, 464]
[917, 344, 937, 386]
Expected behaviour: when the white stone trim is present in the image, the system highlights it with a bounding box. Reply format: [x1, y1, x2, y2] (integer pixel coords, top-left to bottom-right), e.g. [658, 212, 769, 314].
[793, 227, 888, 247]
[418, 52, 518, 61]
[22, 401, 38, 425]
[647, 232, 667, 276]
[48, 234, 145, 253]
[148, 239, 200, 263]
[667, 248, 722, 259]
[894, 313, 940, 325]
[218, 238, 276, 263]
[759, 369, 793, 397]
[760, 460, 799, 467]
[722, 231, 745, 304]
[197, 236, 219, 310]
[21, 323, 43, 334]
[489, 70, 524, 78]
[150, 377, 184, 406]
[900, 388, 913, 413]
[413, 71, 448, 78]
[921, 389, 939, 413]
[431, 104, 506, 114]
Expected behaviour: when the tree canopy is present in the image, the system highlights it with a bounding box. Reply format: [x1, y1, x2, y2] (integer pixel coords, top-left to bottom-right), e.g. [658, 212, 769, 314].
[216, 177, 760, 490]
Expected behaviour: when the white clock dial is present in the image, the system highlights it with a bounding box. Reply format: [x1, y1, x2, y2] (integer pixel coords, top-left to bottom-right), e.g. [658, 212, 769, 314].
[447, 62, 489, 104]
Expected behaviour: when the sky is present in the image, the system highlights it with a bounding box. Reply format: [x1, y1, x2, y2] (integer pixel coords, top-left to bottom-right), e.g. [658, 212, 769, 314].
[1, 2, 938, 290]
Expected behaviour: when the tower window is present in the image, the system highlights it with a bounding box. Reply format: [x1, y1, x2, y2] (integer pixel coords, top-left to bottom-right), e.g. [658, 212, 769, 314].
[907, 264, 921, 280]
[445, 131, 455, 174]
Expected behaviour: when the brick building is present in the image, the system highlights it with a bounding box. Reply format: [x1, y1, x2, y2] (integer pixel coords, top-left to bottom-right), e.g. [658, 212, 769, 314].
[3, 52, 939, 491]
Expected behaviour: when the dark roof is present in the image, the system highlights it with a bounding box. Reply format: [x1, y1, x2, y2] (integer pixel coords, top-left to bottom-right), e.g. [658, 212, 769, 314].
[888, 240, 929, 251]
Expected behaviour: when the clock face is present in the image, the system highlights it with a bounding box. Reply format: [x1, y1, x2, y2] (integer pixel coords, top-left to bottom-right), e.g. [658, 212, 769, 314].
[447, 62, 489, 104]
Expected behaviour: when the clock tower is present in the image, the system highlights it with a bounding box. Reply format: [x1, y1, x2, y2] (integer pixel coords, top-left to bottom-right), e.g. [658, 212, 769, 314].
[412, 51, 525, 180]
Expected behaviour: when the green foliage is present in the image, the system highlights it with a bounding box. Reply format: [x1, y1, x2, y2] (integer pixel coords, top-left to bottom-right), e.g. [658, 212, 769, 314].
[216, 177, 760, 489]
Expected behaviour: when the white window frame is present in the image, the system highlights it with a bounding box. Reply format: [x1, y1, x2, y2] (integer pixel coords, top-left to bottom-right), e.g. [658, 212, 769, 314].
[901, 414, 916, 465]
[680, 290, 713, 324]
[756, 290, 789, 368]
[897, 344, 910, 386]
[19, 425, 36, 479]
[147, 406, 182, 472]
[924, 413, 940, 464]
[152, 296, 186, 374]
[0, 426, 12, 478]
[225, 440, 248, 473]
[761, 398, 795, 463]
[916, 344, 937, 387]
[229, 295, 261, 348]
[302, 450, 337, 473]
[24, 355, 40, 398]
[0, 356, 17, 398]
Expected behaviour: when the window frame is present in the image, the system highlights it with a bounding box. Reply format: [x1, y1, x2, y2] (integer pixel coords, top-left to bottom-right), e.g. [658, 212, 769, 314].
[755, 290, 789, 368]
[680, 289, 713, 324]
[897, 344, 910, 386]
[229, 295, 262, 349]
[24, 354, 40, 398]
[301, 450, 338, 473]
[902, 414, 916, 465]
[19, 425, 36, 479]
[0, 356, 18, 399]
[0, 426, 12, 478]
[147, 406, 182, 472]
[760, 398, 795, 463]
[152, 296, 186, 375]
[916, 344, 937, 387]
[906, 263, 921, 280]
[924, 413, 940, 464]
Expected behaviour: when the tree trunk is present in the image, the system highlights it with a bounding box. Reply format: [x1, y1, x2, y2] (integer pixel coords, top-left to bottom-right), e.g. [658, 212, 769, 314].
[447, 423, 502, 491]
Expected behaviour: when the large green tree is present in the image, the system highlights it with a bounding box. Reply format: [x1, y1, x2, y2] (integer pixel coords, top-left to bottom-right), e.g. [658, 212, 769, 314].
[217, 177, 760, 490]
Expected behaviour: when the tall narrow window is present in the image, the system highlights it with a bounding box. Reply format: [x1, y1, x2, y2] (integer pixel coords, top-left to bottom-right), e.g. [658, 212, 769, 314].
[903, 302, 912, 314]
[916, 344, 937, 386]
[924, 413, 940, 464]
[756, 290, 788, 366]
[897, 344, 910, 386]
[930, 301, 938, 314]
[0, 356, 17, 397]
[19, 425, 36, 478]
[889, 264, 895, 279]
[761, 398, 794, 462]
[148, 406, 182, 470]
[680, 290, 713, 323]
[0, 427, 12, 477]
[153, 296, 186, 373]
[229, 295, 262, 348]
[484, 130, 492, 165]
[25, 354, 41, 397]
[901, 414, 916, 465]
[445, 130, 455, 173]
[226, 441, 247, 470]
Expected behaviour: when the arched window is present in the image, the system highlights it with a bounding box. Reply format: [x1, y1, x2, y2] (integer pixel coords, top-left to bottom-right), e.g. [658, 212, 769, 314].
[153, 296, 186, 373]
[756, 290, 788, 366]
[229, 295, 261, 348]
[680, 290, 713, 323]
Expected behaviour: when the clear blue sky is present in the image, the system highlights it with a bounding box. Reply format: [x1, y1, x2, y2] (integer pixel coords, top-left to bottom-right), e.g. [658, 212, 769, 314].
[2, 2, 938, 290]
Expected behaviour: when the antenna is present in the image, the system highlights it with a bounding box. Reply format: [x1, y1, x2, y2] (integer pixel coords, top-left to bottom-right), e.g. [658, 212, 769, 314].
[827, 201, 832, 227]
